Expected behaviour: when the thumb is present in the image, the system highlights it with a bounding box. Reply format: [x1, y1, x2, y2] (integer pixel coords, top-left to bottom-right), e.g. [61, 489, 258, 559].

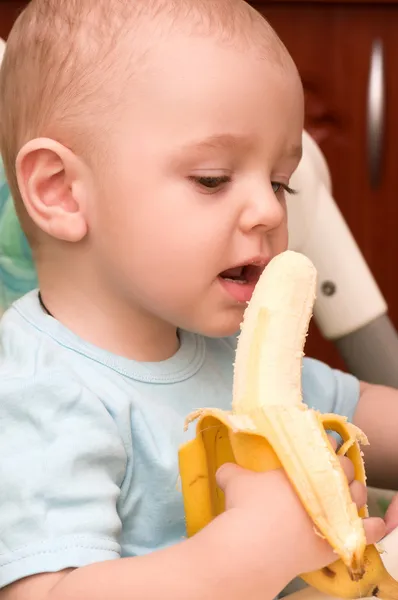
[363, 516, 387, 545]
[216, 462, 246, 491]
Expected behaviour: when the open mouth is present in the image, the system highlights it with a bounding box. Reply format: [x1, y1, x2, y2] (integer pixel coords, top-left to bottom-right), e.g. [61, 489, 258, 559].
[219, 263, 265, 285]
[218, 261, 268, 303]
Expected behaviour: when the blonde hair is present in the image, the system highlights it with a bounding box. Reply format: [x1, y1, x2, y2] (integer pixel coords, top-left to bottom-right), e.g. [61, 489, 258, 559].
[0, 0, 288, 234]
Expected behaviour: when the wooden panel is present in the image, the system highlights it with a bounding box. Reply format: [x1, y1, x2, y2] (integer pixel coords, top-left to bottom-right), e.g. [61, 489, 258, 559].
[256, 3, 398, 370]
[0, 1, 26, 39]
[254, 0, 398, 4]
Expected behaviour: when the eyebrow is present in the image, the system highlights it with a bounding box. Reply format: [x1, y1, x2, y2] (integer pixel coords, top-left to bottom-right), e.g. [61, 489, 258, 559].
[181, 133, 253, 153]
[179, 134, 303, 161]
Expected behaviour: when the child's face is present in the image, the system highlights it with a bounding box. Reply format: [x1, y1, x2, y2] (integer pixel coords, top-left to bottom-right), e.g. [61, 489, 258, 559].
[89, 33, 304, 338]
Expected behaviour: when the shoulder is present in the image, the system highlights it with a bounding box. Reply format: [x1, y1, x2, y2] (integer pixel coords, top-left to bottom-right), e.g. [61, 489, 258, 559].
[0, 297, 126, 453]
[1, 292, 115, 399]
[1, 295, 77, 395]
[0, 291, 62, 367]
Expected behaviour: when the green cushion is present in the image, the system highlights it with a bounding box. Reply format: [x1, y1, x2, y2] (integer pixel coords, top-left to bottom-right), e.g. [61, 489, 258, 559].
[0, 159, 37, 314]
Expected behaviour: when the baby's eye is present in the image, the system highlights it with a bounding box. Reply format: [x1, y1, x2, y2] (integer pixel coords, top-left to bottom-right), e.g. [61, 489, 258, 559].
[271, 182, 298, 196]
[190, 175, 231, 192]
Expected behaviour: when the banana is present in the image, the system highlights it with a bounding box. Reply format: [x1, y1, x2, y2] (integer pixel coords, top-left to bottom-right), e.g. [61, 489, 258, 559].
[178, 250, 398, 599]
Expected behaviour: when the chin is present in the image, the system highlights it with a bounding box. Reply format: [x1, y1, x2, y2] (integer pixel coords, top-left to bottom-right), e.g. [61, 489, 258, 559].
[193, 309, 245, 339]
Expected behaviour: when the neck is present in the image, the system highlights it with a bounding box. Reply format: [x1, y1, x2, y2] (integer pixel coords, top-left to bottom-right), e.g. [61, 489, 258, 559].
[36, 259, 180, 362]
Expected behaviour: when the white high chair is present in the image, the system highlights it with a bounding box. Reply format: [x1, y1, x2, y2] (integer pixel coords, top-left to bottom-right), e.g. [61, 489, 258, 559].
[288, 131, 398, 388]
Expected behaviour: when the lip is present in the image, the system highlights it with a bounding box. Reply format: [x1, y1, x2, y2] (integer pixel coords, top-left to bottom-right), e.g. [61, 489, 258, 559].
[220, 255, 271, 272]
[217, 255, 271, 304]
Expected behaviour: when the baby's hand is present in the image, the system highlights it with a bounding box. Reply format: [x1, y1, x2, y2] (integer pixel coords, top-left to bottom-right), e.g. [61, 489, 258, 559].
[216, 441, 386, 581]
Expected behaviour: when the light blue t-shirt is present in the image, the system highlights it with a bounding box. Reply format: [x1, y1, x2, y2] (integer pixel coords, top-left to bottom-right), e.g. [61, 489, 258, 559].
[0, 291, 360, 589]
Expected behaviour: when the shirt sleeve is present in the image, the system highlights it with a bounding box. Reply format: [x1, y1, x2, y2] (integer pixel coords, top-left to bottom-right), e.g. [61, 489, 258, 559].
[0, 368, 127, 588]
[302, 357, 360, 422]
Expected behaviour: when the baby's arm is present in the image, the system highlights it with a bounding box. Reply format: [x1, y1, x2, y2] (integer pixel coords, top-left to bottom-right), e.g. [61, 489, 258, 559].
[0, 462, 385, 600]
[0, 513, 296, 600]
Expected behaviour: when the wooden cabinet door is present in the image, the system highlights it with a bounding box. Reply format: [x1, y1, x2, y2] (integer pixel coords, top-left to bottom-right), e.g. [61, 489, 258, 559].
[0, 2, 26, 40]
[251, 2, 398, 370]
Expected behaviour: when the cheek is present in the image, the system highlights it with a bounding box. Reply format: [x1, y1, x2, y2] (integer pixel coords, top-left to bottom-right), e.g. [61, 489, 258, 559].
[103, 184, 208, 254]
[91, 188, 200, 283]
[91, 163, 233, 288]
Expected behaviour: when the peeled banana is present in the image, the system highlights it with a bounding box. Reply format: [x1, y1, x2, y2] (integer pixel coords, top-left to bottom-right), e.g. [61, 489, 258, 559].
[178, 250, 398, 599]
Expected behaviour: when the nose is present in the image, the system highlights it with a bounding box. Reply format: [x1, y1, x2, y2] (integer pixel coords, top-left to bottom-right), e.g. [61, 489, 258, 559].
[238, 182, 286, 234]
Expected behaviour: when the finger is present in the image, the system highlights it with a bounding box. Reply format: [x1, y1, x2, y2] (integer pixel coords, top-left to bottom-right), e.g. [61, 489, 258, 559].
[349, 480, 367, 510]
[216, 463, 246, 491]
[385, 495, 398, 534]
[339, 455, 355, 483]
[363, 517, 386, 546]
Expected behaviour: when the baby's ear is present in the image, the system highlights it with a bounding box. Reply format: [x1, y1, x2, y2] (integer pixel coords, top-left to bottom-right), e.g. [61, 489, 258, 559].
[16, 138, 90, 242]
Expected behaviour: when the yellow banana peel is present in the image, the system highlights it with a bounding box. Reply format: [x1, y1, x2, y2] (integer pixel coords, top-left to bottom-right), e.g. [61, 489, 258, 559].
[178, 250, 398, 599]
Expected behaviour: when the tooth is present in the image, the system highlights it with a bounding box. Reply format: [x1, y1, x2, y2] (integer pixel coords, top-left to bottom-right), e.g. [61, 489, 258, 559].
[224, 278, 247, 284]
